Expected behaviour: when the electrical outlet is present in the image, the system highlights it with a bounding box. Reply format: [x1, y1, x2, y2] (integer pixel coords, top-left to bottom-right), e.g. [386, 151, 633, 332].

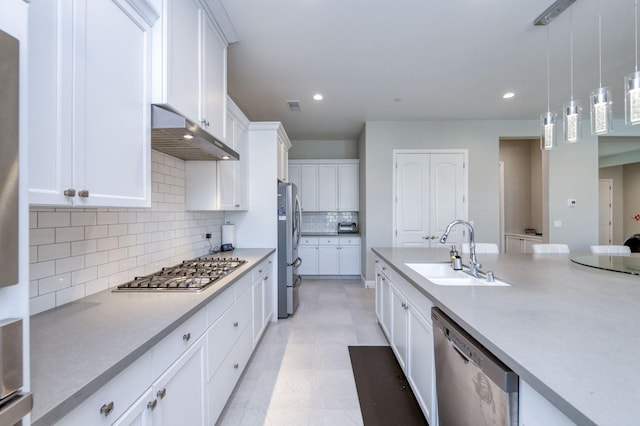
[567, 199, 576, 207]
[205, 233, 212, 239]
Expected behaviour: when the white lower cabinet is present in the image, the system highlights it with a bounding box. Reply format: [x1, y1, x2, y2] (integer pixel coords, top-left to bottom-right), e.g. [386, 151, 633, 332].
[505, 233, 542, 254]
[56, 256, 273, 426]
[150, 338, 206, 426]
[374, 256, 435, 425]
[519, 379, 576, 426]
[300, 236, 361, 276]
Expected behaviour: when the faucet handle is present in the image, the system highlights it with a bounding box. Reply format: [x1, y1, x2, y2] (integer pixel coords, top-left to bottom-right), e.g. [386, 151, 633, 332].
[486, 271, 495, 282]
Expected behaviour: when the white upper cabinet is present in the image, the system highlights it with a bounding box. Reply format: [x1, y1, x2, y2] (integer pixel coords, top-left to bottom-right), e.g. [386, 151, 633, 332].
[152, 0, 228, 142]
[28, 0, 156, 207]
[288, 160, 359, 212]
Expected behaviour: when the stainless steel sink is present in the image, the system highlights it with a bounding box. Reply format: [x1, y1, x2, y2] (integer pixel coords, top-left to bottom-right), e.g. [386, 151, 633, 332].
[405, 263, 510, 286]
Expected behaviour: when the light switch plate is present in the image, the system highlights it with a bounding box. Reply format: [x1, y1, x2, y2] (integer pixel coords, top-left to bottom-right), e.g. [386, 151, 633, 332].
[554, 220, 562, 228]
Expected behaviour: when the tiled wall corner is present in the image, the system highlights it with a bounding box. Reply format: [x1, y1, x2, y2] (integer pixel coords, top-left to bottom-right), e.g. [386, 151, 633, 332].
[29, 151, 224, 315]
[300, 212, 358, 234]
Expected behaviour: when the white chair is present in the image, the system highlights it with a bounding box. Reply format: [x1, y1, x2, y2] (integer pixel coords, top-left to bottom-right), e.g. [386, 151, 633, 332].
[531, 244, 570, 254]
[590, 245, 631, 255]
[461, 243, 499, 254]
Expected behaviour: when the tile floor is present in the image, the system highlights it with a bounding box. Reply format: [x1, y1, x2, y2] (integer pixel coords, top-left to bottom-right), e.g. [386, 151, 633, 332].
[216, 278, 389, 426]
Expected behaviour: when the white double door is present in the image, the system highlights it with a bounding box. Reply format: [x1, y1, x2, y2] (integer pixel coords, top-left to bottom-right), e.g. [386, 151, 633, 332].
[394, 151, 467, 247]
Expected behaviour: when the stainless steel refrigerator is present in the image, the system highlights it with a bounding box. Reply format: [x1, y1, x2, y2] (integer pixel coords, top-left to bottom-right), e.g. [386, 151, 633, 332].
[277, 182, 302, 318]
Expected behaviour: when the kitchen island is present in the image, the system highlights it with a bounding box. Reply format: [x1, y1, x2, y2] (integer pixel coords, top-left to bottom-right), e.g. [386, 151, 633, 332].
[373, 247, 640, 426]
[30, 248, 275, 426]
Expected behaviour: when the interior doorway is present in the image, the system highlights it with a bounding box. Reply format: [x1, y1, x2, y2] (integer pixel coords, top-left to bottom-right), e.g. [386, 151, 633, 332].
[598, 179, 613, 244]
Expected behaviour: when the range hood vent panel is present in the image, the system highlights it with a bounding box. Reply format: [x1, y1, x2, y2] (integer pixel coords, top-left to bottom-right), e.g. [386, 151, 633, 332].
[151, 105, 239, 161]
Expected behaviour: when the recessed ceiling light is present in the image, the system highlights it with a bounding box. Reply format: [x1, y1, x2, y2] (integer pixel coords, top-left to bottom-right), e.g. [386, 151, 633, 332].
[313, 94, 324, 101]
[394, 97, 402, 102]
[183, 134, 194, 139]
[503, 92, 515, 99]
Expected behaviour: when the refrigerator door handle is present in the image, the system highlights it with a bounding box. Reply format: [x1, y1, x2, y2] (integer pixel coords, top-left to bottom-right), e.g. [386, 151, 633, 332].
[289, 257, 302, 269]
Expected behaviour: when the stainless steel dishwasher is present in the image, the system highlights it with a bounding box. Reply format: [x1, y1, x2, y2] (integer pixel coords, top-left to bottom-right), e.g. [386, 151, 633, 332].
[432, 308, 518, 426]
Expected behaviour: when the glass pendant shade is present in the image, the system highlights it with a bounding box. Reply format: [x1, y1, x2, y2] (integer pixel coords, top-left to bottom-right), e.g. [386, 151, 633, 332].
[590, 87, 613, 134]
[540, 111, 557, 150]
[625, 71, 640, 125]
[563, 100, 582, 143]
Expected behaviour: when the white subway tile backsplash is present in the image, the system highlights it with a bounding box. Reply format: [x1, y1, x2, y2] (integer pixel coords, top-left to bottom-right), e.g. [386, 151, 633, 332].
[56, 227, 85, 243]
[38, 243, 71, 262]
[71, 212, 97, 227]
[29, 151, 224, 313]
[56, 255, 85, 274]
[38, 212, 71, 228]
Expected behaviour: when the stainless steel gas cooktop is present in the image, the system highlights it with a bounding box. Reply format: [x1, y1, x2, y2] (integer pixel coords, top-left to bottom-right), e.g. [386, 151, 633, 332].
[113, 257, 247, 292]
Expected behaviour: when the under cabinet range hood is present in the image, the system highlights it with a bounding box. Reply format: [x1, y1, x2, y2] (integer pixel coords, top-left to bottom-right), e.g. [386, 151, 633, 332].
[151, 105, 239, 161]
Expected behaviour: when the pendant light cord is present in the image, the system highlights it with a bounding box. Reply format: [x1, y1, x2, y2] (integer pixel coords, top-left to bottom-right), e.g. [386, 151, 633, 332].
[570, 6, 574, 100]
[598, 0, 602, 87]
[547, 25, 550, 111]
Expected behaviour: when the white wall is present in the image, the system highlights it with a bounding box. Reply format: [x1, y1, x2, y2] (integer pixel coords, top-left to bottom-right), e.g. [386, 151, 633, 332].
[360, 119, 602, 280]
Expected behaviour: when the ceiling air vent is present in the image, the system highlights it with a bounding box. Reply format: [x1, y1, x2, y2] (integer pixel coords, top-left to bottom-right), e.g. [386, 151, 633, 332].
[286, 100, 302, 112]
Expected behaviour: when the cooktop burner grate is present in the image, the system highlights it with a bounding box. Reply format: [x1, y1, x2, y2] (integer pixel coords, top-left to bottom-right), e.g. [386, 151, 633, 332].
[114, 257, 247, 292]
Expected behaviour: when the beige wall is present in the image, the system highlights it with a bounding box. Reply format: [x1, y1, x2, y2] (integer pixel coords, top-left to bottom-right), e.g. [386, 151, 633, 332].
[500, 139, 539, 234]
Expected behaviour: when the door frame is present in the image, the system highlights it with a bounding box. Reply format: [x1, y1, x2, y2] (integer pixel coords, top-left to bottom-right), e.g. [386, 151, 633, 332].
[598, 178, 613, 245]
[392, 149, 469, 246]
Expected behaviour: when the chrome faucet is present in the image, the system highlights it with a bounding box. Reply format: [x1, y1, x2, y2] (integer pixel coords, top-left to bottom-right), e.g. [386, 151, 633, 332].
[439, 220, 481, 277]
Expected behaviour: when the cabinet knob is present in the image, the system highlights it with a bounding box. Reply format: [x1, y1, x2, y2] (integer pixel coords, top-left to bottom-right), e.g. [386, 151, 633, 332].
[99, 401, 114, 417]
[63, 188, 76, 197]
[78, 189, 89, 198]
[235, 204, 240, 208]
[183, 332, 191, 342]
[201, 119, 210, 127]
[147, 399, 158, 411]
[233, 321, 239, 328]
[157, 388, 167, 399]
[233, 362, 239, 369]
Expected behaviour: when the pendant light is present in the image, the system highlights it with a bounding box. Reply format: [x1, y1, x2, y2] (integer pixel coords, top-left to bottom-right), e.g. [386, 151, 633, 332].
[590, 0, 613, 135]
[625, 0, 640, 125]
[563, 5, 582, 143]
[541, 25, 557, 150]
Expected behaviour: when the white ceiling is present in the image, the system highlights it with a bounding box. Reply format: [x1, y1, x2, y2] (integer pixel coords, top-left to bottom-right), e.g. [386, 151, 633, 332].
[221, 0, 638, 141]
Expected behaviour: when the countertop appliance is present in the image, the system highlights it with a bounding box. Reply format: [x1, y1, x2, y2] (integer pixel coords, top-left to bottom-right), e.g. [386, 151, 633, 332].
[432, 308, 518, 426]
[337, 222, 357, 233]
[0, 28, 19, 289]
[151, 105, 240, 161]
[113, 257, 247, 292]
[277, 182, 302, 318]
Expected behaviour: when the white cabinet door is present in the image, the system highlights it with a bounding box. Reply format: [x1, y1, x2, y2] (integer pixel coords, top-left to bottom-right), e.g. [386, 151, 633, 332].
[298, 246, 318, 275]
[200, 13, 226, 139]
[338, 246, 361, 275]
[338, 163, 359, 211]
[300, 164, 319, 211]
[252, 278, 264, 346]
[407, 306, 435, 425]
[263, 266, 274, 324]
[217, 112, 248, 210]
[375, 262, 384, 323]
[112, 388, 153, 426]
[318, 164, 338, 211]
[29, 0, 153, 207]
[505, 235, 523, 254]
[318, 246, 339, 275]
[523, 237, 541, 254]
[151, 337, 206, 426]
[381, 275, 393, 339]
[519, 379, 576, 426]
[390, 284, 408, 370]
[164, 0, 200, 123]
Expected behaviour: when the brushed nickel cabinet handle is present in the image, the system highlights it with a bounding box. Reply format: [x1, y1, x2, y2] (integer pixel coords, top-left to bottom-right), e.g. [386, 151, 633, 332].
[233, 363, 239, 369]
[78, 189, 89, 198]
[183, 332, 191, 342]
[64, 189, 76, 197]
[147, 399, 157, 411]
[233, 321, 239, 328]
[157, 388, 166, 399]
[99, 401, 114, 416]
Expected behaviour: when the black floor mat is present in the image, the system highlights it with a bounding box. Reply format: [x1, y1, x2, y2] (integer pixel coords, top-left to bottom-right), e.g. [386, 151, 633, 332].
[348, 345, 428, 426]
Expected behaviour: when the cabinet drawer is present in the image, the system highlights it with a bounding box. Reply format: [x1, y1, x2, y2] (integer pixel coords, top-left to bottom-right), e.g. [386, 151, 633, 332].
[339, 236, 361, 246]
[251, 257, 271, 282]
[207, 322, 253, 423]
[151, 308, 207, 379]
[319, 237, 339, 245]
[207, 289, 252, 380]
[207, 285, 235, 326]
[300, 237, 319, 245]
[56, 352, 152, 425]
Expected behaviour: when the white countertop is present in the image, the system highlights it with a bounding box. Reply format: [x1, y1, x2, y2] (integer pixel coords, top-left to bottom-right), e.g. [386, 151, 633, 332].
[372, 247, 640, 426]
[29, 248, 275, 426]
